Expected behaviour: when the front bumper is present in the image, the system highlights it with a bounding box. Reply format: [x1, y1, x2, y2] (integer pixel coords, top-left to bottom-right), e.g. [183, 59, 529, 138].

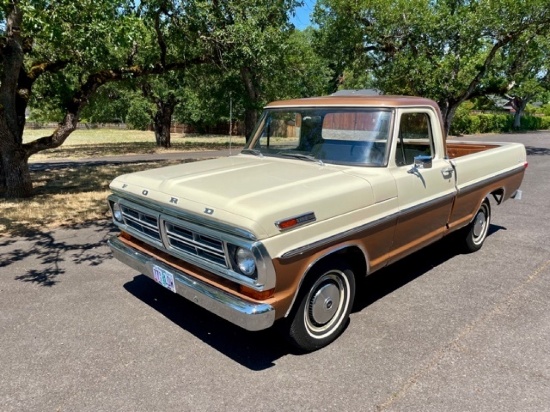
[108, 236, 275, 331]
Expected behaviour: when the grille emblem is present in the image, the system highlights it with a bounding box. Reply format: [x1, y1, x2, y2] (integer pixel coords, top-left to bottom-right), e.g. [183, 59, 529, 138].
[204, 208, 214, 215]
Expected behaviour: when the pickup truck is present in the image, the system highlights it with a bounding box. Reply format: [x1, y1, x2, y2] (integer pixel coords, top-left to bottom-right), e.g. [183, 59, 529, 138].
[107, 94, 527, 351]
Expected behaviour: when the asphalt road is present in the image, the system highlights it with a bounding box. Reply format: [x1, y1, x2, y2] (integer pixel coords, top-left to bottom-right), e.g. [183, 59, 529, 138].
[2, 132, 549, 412]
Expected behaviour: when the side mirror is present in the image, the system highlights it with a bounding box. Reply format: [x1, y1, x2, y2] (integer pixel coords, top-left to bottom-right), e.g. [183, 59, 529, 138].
[413, 155, 432, 169]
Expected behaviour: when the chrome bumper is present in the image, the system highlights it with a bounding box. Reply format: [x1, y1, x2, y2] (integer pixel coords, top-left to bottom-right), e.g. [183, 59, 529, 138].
[108, 236, 275, 331]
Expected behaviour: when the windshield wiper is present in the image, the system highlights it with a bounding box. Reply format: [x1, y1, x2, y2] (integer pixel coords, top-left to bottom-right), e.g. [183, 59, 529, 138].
[279, 152, 324, 166]
[241, 148, 263, 157]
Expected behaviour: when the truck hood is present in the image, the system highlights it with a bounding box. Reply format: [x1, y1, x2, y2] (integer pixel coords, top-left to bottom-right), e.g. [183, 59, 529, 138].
[110, 155, 376, 238]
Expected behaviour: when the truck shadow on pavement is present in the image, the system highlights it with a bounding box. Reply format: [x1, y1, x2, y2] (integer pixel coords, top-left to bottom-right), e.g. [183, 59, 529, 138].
[1, 220, 117, 286]
[353, 224, 504, 311]
[123, 223, 505, 370]
[124, 274, 288, 371]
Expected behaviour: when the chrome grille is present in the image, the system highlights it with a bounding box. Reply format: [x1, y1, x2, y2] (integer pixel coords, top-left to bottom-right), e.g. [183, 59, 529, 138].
[165, 222, 227, 267]
[120, 205, 161, 242]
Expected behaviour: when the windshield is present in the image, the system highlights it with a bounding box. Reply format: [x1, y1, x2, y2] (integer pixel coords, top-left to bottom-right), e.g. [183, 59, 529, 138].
[243, 108, 392, 166]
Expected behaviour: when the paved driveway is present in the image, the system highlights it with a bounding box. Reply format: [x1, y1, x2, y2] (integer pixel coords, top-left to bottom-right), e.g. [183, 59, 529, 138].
[1, 132, 549, 411]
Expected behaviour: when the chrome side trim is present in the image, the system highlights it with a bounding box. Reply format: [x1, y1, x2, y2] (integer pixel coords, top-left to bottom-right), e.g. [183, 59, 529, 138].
[281, 192, 454, 260]
[457, 165, 525, 196]
[281, 213, 397, 259]
[108, 236, 275, 331]
[399, 192, 456, 218]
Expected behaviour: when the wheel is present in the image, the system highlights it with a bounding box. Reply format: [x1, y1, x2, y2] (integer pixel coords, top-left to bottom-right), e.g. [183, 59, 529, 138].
[463, 199, 491, 253]
[281, 260, 356, 352]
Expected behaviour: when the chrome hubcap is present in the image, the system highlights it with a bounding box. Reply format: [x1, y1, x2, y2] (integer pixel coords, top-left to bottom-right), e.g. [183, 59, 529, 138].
[473, 211, 486, 238]
[309, 283, 341, 325]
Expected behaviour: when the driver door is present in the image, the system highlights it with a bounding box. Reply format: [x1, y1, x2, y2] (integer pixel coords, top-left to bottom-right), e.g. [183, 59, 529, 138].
[388, 110, 456, 263]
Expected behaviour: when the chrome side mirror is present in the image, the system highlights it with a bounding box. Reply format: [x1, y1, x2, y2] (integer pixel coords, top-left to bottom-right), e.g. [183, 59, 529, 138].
[413, 155, 432, 169]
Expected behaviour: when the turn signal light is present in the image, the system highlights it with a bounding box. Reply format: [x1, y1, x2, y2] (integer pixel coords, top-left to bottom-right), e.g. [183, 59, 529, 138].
[278, 218, 299, 230]
[120, 231, 133, 240]
[239, 285, 274, 300]
[275, 212, 316, 231]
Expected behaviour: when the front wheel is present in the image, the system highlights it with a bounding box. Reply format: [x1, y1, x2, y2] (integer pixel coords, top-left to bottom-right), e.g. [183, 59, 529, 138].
[281, 261, 356, 352]
[463, 199, 491, 253]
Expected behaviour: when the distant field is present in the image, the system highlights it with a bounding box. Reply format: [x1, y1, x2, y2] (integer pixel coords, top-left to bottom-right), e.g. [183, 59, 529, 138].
[24, 128, 246, 160]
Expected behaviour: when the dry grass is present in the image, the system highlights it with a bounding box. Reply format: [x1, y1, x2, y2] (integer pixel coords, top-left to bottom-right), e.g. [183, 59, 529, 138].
[25, 128, 246, 160]
[0, 159, 195, 237]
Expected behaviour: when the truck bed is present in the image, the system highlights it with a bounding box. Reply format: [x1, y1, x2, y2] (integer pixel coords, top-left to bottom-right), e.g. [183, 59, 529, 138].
[446, 141, 500, 158]
[446, 140, 526, 231]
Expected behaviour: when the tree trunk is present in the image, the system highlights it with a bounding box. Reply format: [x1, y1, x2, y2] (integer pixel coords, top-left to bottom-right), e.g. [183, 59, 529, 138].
[244, 109, 258, 142]
[439, 100, 460, 138]
[0, 141, 33, 198]
[152, 95, 177, 148]
[513, 110, 522, 130]
[240, 66, 261, 142]
[511, 97, 529, 130]
[0, 2, 33, 198]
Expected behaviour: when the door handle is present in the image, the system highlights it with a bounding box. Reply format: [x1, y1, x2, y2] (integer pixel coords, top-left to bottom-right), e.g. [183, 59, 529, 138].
[442, 167, 454, 178]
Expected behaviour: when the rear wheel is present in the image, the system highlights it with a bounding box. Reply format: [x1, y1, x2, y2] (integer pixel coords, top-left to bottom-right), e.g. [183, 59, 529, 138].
[282, 260, 356, 352]
[463, 199, 491, 253]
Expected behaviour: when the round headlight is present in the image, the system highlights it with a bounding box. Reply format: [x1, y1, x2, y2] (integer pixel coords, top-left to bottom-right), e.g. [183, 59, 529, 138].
[112, 203, 123, 222]
[235, 247, 256, 277]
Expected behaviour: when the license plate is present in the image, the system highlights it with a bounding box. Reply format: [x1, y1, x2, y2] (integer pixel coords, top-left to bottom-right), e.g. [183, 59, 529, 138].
[152, 265, 176, 293]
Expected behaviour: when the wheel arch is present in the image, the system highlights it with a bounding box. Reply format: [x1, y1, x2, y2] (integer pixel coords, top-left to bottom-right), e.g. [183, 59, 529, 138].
[490, 187, 505, 205]
[283, 243, 368, 318]
[463, 192, 493, 228]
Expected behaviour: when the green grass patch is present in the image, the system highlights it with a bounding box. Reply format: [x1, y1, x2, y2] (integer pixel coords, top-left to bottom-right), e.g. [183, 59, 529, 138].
[24, 128, 246, 160]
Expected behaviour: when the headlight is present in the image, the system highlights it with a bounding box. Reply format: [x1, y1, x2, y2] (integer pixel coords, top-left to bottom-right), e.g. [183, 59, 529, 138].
[235, 247, 256, 277]
[112, 202, 123, 222]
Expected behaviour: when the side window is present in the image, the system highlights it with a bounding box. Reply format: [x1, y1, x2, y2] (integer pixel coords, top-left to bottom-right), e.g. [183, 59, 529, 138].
[395, 113, 434, 166]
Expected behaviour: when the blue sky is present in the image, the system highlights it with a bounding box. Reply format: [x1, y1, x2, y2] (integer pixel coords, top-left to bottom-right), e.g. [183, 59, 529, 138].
[290, 0, 316, 29]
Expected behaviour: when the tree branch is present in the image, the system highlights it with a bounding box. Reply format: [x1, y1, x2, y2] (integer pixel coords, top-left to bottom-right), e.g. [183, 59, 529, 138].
[153, 12, 167, 67]
[23, 57, 207, 156]
[27, 60, 70, 80]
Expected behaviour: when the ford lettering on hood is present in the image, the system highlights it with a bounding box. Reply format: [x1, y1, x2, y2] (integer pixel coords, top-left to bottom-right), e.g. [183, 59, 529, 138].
[110, 155, 375, 238]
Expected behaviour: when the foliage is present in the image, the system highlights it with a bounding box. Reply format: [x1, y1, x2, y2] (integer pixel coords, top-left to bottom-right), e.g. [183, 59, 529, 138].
[0, 0, 206, 197]
[79, 84, 134, 124]
[487, 31, 550, 128]
[276, 28, 332, 98]
[520, 115, 550, 130]
[193, 0, 303, 137]
[173, 26, 330, 134]
[450, 112, 549, 135]
[126, 97, 153, 130]
[313, 0, 550, 134]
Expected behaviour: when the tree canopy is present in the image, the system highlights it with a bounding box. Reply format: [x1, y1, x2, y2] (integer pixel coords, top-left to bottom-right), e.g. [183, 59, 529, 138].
[313, 0, 550, 133]
[0, 0, 207, 197]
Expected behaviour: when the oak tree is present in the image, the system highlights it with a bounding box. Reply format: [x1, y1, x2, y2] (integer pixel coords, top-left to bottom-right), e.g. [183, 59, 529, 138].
[313, 0, 550, 135]
[0, 0, 202, 198]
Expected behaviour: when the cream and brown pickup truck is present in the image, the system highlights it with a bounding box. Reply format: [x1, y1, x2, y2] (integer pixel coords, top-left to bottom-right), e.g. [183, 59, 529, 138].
[107, 95, 527, 351]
